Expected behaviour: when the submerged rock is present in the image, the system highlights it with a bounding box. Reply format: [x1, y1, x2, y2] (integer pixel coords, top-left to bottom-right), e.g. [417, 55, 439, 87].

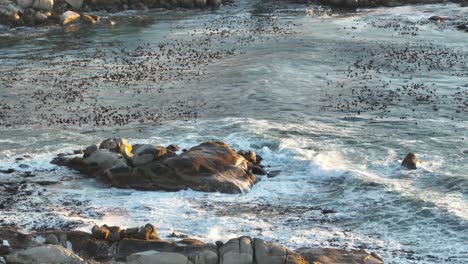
[401, 153, 421, 170]
[53, 140, 260, 193]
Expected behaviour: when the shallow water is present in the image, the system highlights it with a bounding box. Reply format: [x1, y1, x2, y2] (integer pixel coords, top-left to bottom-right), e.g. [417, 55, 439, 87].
[0, 1, 467, 263]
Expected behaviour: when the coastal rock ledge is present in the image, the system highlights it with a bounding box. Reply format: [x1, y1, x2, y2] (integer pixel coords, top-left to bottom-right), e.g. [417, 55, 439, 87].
[52, 138, 264, 193]
[0, 225, 385, 264]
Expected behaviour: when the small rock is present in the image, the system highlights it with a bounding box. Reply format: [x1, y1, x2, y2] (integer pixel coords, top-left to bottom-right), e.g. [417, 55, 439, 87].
[91, 225, 110, 240]
[428, 16, 448, 22]
[267, 170, 281, 178]
[166, 144, 180, 152]
[82, 14, 100, 24]
[0, 169, 15, 174]
[61, 10, 80, 25]
[401, 153, 421, 170]
[134, 223, 159, 240]
[18, 164, 29, 169]
[321, 209, 336, 214]
[34, 11, 48, 23]
[5, 245, 84, 264]
[251, 165, 267, 175]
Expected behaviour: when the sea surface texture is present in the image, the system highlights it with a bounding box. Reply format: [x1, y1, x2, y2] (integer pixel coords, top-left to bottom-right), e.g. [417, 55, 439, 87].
[0, 1, 467, 263]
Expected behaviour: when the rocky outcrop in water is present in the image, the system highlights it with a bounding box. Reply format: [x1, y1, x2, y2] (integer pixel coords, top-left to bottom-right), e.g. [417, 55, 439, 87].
[0, 0, 229, 27]
[0, 225, 385, 264]
[401, 153, 421, 170]
[52, 138, 263, 193]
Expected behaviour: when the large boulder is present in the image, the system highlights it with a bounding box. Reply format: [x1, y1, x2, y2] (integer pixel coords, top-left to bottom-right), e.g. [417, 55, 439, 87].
[297, 248, 384, 264]
[65, 0, 82, 9]
[401, 153, 421, 170]
[218, 236, 253, 264]
[53, 141, 258, 193]
[5, 245, 84, 264]
[32, 0, 53, 11]
[253, 238, 307, 264]
[17, 0, 33, 8]
[127, 251, 191, 264]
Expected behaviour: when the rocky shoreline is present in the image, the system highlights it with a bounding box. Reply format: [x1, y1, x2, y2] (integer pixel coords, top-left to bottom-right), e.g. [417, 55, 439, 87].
[0, 0, 229, 28]
[0, 224, 385, 263]
[2, 0, 468, 29]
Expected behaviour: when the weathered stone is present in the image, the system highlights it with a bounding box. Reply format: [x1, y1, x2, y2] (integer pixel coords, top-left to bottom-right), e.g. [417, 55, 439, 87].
[34, 11, 48, 23]
[401, 153, 421, 170]
[251, 165, 267, 175]
[82, 14, 99, 24]
[61, 10, 80, 25]
[193, 0, 206, 7]
[32, 0, 53, 11]
[133, 223, 159, 240]
[45, 234, 60, 245]
[218, 236, 253, 264]
[91, 225, 110, 240]
[132, 144, 168, 166]
[65, 0, 82, 9]
[254, 238, 306, 264]
[166, 144, 180, 152]
[99, 137, 133, 158]
[188, 250, 218, 264]
[297, 247, 384, 264]
[127, 251, 191, 264]
[83, 144, 98, 158]
[5, 245, 84, 264]
[17, 0, 33, 8]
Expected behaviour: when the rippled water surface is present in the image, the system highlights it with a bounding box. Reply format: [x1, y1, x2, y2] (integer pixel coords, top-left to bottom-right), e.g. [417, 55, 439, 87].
[0, 1, 467, 263]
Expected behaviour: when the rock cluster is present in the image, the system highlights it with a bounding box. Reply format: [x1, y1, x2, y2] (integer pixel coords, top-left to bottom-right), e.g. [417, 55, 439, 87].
[52, 138, 266, 193]
[0, 0, 228, 27]
[0, 225, 385, 264]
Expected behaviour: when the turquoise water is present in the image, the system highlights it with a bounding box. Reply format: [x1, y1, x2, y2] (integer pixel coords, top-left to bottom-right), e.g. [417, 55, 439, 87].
[0, 1, 467, 263]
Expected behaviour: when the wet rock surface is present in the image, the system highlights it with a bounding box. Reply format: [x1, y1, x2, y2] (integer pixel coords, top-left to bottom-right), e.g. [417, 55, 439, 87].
[0, 0, 231, 27]
[52, 138, 267, 193]
[0, 225, 385, 263]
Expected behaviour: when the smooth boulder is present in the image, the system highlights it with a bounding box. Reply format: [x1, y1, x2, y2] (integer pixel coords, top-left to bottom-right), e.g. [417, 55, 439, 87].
[32, 0, 53, 11]
[5, 245, 84, 264]
[17, 0, 33, 8]
[61, 10, 80, 25]
[65, 0, 82, 9]
[127, 251, 191, 264]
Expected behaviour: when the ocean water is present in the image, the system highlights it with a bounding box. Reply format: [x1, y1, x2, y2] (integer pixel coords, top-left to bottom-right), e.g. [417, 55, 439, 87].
[0, 1, 467, 263]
